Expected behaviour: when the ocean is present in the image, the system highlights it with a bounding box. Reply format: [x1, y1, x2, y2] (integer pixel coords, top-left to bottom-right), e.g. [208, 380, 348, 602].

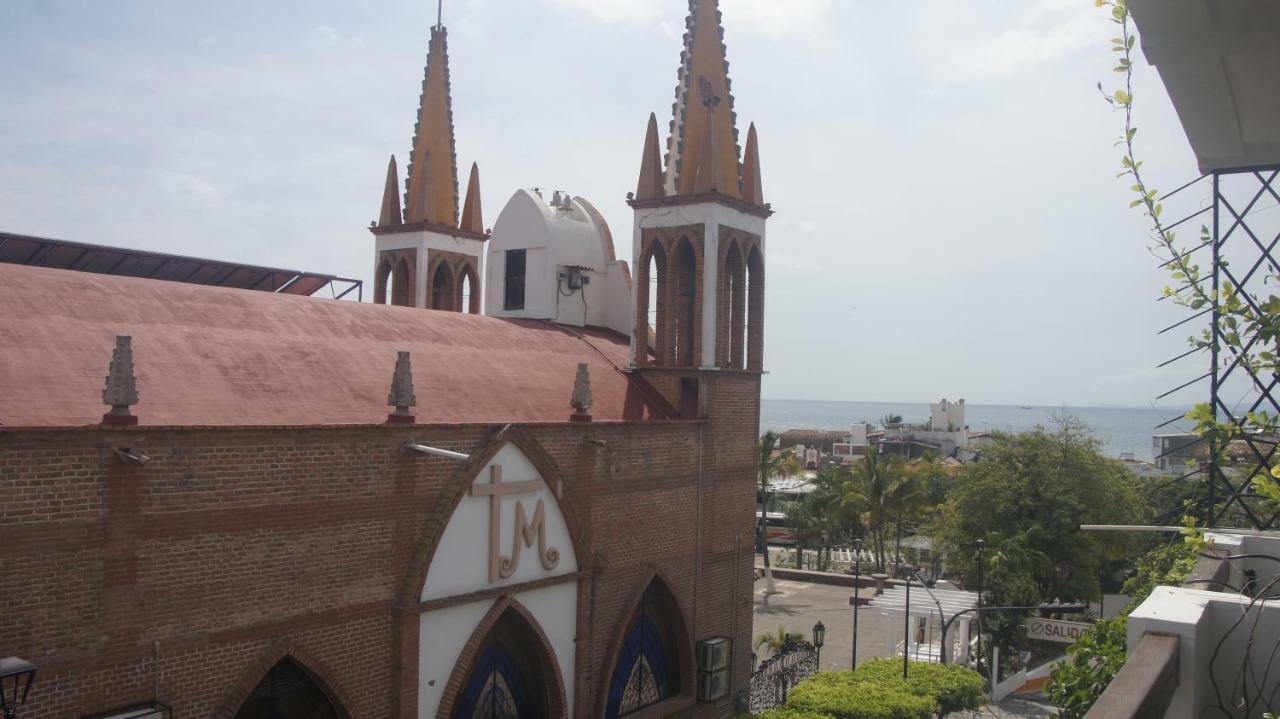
[760, 399, 1195, 461]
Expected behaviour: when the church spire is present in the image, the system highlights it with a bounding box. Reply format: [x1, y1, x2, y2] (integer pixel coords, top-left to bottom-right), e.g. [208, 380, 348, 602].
[379, 155, 403, 227]
[460, 162, 484, 234]
[404, 24, 459, 226]
[664, 0, 743, 199]
[635, 113, 665, 201]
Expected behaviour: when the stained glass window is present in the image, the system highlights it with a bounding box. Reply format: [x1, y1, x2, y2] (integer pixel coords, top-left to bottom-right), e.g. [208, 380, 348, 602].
[605, 583, 682, 719]
[233, 658, 343, 719]
[454, 642, 530, 719]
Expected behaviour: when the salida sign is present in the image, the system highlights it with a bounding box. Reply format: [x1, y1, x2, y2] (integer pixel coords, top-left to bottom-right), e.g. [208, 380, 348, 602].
[1025, 617, 1091, 644]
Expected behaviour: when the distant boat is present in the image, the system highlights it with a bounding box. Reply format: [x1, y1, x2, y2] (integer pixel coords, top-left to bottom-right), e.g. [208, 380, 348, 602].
[1020, 405, 1033, 410]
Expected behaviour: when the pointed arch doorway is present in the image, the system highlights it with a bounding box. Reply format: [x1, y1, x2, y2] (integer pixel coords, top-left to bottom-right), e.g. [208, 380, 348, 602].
[233, 658, 347, 719]
[448, 603, 565, 719]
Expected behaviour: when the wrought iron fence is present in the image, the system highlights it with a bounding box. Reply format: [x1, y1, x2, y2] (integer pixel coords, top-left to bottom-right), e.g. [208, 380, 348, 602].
[748, 639, 818, 713]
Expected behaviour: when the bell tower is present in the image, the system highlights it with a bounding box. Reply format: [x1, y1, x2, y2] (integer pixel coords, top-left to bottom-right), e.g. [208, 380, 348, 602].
[370, 16, 487, 313]
[629, 0, 771, 408]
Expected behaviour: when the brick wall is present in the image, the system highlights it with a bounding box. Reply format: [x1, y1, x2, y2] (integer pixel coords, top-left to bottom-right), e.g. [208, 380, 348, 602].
[0, 387, 760, 719]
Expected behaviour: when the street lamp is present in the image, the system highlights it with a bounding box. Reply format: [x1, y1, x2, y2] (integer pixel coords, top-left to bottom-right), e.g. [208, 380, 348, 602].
[852, 537, 864, 669]
[812, 621, 826, 668]
[0, 657, 37, 719]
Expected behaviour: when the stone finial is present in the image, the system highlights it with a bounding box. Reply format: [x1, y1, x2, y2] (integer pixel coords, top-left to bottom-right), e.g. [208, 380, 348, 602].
[387, 351, 417, 424]
[102, 335, 139, 425]
[635, 113, 665, 201]
[378, 155, 403, 228]
[570, 363, 593, 422]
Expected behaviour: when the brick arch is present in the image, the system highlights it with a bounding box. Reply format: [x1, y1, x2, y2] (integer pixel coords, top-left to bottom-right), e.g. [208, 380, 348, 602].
[745, 242, 765, 371]
[634, 239, 669, 367]
[428, 256, 455, 311]
[717, 236, 747, 368]
[454, 258, 480, 314]
[670, 235, 702, 367]
[435, 595, 570, 719]
[596, 567, 696, 719]
[392, 256, 414, 307]
[398, 427, 589, 606]
[214, 643, 356, 719]
[375, 257, 394, 305]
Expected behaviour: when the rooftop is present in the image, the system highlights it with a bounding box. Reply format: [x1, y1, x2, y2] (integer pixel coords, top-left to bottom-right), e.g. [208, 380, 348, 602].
[0, 263, 663, 428]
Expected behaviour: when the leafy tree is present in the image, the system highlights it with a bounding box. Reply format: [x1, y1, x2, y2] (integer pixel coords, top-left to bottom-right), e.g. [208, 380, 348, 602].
[936, 420, 1144, 653]
[881, 413, 904, 429]
[1046, 541, 1197, 719]
[754, 624, 807, 657]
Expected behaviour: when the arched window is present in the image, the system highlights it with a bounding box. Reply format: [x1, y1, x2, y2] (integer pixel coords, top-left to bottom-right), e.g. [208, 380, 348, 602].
[636, 243, 667, 366]
[375, 259, 393, 305]
[605, 580, 686, 719]
[673, 239, 698, 367]
[452, 610, 554, 719]
[723, 241, 746, 369]
[431, 260, 454, 311]
[458, 263, 480, 314]
[392, 258, 412, 307]
[746, 246, 765, 370]
[233, 658, 344, 719]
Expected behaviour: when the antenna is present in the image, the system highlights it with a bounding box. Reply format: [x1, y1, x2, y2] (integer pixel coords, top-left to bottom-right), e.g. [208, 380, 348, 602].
[437, 0, 443, 28]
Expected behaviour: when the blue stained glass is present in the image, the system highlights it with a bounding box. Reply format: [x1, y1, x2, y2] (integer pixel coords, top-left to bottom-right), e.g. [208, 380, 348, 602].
[453, 642, 530, 719]
[605, 611, 674, 719]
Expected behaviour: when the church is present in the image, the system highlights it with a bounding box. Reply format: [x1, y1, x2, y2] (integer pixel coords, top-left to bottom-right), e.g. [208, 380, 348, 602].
[0, 1, 771, 718]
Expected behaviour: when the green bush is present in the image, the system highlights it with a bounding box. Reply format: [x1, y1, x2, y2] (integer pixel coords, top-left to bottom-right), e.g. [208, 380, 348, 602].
[757, 708, 837, 719]
[786, 672, 936, 719]
[1045, 618, 1128, 719]
[853, 659, 987, 716]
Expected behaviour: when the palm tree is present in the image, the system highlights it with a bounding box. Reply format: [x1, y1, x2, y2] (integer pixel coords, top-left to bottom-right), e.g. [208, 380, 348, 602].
[843, 452, 908, 573]
[758, 431, 788, 594]
[754, 624, 806, 657]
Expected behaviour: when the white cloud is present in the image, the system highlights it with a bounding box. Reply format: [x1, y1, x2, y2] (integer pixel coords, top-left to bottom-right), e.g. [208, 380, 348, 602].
[543, 0, 832, 35]
[160, 172, 223, 200]
[544, 0, 661, 24]
[949, 0, 1107, 79]
[722, 0, 833, 35]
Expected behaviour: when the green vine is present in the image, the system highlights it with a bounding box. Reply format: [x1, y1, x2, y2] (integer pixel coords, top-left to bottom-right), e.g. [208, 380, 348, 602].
[1096, 0, 1280, 522]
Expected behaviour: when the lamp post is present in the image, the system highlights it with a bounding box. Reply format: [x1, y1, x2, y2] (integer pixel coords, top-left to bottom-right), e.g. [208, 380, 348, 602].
[0, 657, 37, 719]
[812, 621, 826, 668]
[903, 574, 912, 679]
[973, 539, 986, 673]
[852, 537, 863, 670]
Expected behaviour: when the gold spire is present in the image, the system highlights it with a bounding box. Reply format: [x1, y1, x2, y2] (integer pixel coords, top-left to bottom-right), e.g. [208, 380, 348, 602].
[379, 155, 403, 227]
[742, 123, 764, 206]
[664, 0, 743, 199]
[410, 151, 434, 223]
[635, 113, 665, 200]
[690, 107, 722, 194]
[404, 25, 459, 226]
[460, 162, 484, 234]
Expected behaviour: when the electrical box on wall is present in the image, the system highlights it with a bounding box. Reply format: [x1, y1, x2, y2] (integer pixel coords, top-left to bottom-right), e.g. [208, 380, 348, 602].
[696, 636, 731, 702]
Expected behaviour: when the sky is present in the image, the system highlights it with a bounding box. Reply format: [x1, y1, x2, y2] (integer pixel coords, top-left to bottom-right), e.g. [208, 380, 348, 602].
[0, 0, 1211, 408]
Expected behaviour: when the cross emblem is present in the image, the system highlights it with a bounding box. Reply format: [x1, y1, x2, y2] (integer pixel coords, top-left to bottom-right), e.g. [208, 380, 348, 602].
[470, 465, 560, 582]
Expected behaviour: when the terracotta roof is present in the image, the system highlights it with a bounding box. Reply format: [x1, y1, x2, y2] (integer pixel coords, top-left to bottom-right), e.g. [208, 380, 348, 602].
[0, 264, 661, 428]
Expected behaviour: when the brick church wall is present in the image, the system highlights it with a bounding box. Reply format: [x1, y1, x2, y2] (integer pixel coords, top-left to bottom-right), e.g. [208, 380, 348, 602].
[0, 389, 760, 719]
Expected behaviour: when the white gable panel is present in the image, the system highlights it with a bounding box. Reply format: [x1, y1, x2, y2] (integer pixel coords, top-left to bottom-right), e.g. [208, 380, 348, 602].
[422, 443, 579, 601]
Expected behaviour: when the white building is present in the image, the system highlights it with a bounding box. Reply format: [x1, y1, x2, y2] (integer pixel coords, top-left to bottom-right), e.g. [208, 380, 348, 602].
[484, 189, 633, 336]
